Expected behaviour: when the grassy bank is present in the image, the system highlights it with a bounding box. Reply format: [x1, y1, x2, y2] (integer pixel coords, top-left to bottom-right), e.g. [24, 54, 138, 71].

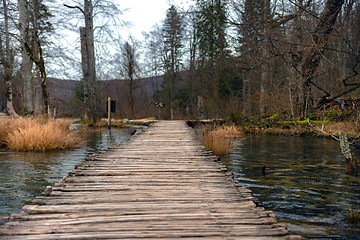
[247, 120, 359, 140]
[193, 116, 359, 157]
[0, 118, 79, 152]
[90, 117, 157, 128]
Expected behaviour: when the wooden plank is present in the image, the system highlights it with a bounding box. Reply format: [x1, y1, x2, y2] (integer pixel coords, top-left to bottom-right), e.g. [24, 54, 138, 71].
[0, 232, 300, 240]
[0, 120, 301, 239]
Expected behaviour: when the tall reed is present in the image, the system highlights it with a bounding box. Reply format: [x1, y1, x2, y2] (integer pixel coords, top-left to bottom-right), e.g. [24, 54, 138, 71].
[0, 123, 7, 145]
[201, 125, 243, 156]
[1, 118, 79, 152]
[0, 119, 17, 145]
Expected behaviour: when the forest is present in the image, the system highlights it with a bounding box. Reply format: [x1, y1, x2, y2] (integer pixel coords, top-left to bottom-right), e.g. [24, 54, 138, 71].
[0, 0, 359, 122]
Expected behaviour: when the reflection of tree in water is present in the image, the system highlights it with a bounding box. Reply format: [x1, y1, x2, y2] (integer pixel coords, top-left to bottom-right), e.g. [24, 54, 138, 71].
[81, 128, 131, 153]
[83, 130, 104, 152]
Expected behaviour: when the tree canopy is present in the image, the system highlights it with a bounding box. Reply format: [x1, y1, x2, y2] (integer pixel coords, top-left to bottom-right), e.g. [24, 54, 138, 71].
[0, 0, 358, 120]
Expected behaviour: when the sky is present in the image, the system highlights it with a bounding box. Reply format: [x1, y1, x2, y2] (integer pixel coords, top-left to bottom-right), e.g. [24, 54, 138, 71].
[49, 0, 192, 79]
[117, 0, 191, 40]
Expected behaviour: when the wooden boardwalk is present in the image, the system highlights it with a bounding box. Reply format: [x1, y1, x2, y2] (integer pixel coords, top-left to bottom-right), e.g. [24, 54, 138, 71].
[0, 121, 301, 239]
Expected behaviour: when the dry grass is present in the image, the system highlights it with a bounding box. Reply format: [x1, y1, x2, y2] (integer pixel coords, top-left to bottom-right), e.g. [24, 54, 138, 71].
[131, 117, 157, 122]
[0, 121, 8, 145]
[323, 121, 359, 137]
[201, 125, 244, 156]
[0, 118, 21, 145]
[125, 118, 158, 126]
[94, 117, 157, 128]
[94, 119, 124, 128]
[0, 117, 79, 152]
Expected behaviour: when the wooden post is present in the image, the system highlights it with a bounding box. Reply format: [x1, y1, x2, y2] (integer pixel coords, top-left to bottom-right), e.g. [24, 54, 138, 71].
[107, 97, 111, 130]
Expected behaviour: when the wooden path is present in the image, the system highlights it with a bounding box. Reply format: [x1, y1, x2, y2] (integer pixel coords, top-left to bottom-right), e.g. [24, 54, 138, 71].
[0, 121, 301, 239]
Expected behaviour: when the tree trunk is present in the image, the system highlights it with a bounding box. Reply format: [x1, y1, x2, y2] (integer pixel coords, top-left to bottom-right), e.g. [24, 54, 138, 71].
[4, 80, 18, 117]
[80, 0, 97, 123]
[2, 0, 19, 118]
[170, 49, 175, 120]
[129, 76, 134, 118]
[126, 42, 135, 119]
[24, 35, 50, 115]
[21, 0, 51, 115]
[80, 27, 91, 121]
[18, 0, 34, 114]
[301, 0, 344, 117]
[288, 2, 307, 119]
[259, 0, 271, 118]
[33, 0, 50, 115]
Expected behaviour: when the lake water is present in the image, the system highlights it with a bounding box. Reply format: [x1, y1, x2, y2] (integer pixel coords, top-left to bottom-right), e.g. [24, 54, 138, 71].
[0, 128, 132, 224]
[222, 135, 360, 239]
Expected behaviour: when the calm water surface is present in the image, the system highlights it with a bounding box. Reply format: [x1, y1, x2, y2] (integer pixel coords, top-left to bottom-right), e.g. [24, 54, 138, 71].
[1, 128, 360, 238]
[222, 135, 360, 239]
[0, 128, 132, 224]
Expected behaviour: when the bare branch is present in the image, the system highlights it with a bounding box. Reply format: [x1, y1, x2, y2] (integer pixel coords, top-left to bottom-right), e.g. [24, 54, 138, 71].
[63, 4, 85, 16]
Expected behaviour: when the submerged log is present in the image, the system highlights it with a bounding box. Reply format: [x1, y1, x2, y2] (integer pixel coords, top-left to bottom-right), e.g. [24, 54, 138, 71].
[339, 133, 358, 176]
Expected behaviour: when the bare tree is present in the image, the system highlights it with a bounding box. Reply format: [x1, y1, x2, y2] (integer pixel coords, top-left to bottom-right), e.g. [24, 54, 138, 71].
[301, 0, 345, 117]
[0, 0, 19, 117]
[63, 0, 123, 123]
[65, 0, 97, 123]
[16, 0, 54, 115]
[121, 38, 140, 118]
[24, 0, 52, 115]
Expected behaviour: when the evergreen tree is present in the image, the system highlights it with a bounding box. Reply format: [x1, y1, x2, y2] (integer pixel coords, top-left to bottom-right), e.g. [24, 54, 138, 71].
[195, 0, 228, 64]
[191, 0, 229, 117]
[162, 5, 183, 119]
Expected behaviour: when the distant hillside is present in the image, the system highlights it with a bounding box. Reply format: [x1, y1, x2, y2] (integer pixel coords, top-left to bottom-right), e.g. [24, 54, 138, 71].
[48, 76, 163, 118]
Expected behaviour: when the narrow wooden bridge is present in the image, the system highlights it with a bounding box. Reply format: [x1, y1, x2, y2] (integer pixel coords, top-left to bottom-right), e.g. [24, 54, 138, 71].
[0, 121, 301, 239]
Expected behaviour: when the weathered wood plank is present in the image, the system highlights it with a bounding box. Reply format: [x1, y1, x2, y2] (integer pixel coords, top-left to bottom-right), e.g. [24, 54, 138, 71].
[0, 232, 300, 240]
[0, 120, 301, 239]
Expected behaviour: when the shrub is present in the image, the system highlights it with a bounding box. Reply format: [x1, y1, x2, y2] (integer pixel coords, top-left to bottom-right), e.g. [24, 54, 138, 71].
[201, 125, 243, 156]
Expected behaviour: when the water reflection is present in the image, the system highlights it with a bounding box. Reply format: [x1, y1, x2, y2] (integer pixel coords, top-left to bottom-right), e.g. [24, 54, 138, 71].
[0, 128, 132, 221]
[222, 135, 360, 238]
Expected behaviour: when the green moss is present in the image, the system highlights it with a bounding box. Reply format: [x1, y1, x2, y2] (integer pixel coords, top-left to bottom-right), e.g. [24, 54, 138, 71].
[296, 119, 311, 125]
[264, 113, 279, 120]
[309, 120, 332, 125]
[277, 119, 332, 126]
